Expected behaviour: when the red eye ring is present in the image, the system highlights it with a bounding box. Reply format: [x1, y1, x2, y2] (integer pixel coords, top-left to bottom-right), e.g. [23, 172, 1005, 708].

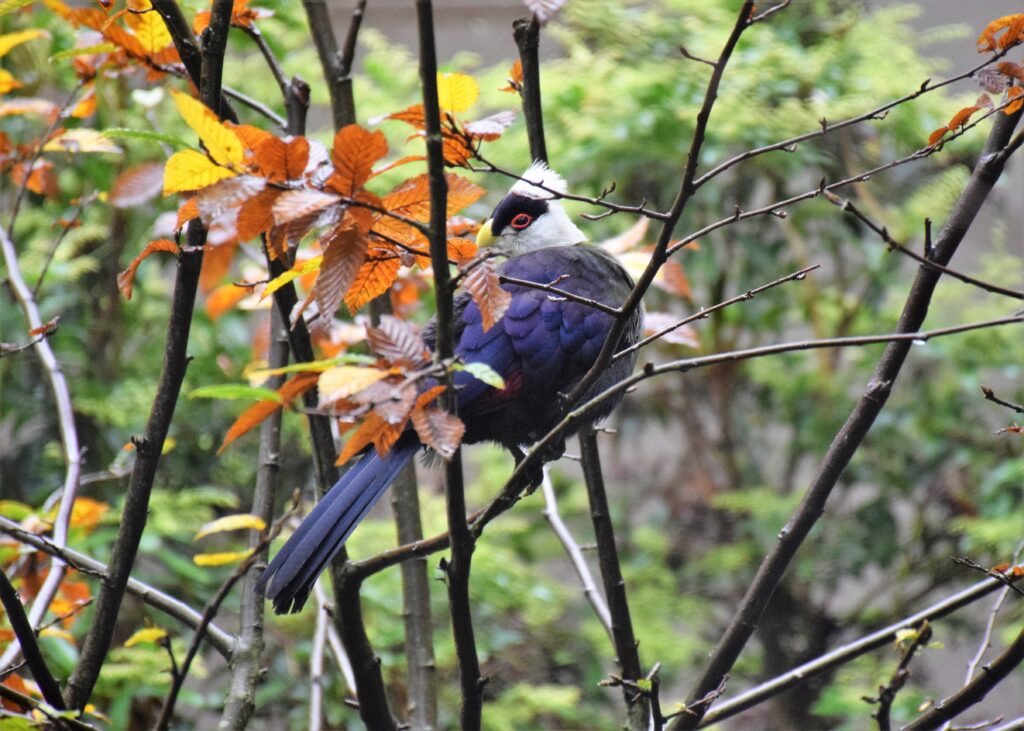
[510, 213, 533, 230]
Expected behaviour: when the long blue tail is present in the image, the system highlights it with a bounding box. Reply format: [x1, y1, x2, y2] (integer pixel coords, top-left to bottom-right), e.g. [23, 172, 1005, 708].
[257, 433, 419, 614]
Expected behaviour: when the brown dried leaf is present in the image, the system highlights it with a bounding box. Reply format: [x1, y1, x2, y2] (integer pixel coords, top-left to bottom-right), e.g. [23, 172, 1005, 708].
[235, 187, 281, 241]
[272, 188, 342, 227]
[464, 110, 516, 141]
[463, 257, 510, 332]
[195, 175, 266, 223]
[366, 314, 429, 365]
[109, 161, 164, 209]
[353, 381, 417, 425]
[314, 226, 367, 321]
[411, 405, 465, 460]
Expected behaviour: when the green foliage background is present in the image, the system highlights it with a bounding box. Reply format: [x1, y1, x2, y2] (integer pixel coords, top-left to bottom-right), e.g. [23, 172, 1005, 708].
[1, 0, 1021, 728]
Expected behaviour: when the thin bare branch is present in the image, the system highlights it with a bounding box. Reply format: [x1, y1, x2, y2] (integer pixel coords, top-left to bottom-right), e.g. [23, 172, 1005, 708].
[699, 575, 1022, 727]
[863, 621, 933, 730]
[539, 467, 613, 638]
[982, 386, 1024, 414]
[0, 572, 65, 711]
[0, 226, 83, 673]
[0, 517, 233, 657]
[826, 195, 1024, 300]
[499, 273, 622, 316]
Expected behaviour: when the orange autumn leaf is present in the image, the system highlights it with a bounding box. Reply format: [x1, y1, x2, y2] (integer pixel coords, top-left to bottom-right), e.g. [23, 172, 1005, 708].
[344, 247, 402, 313]
[927, 126, 948, 146]
[67, 497, 108, 531]
[447, 237, 478, 263]
[336, 412, 405, 465]
[977, 13, 1024, 52]
[118, 239, 178, 299]
[176, 198, 200, 229]
[1005, 86, 1024, 115]
[205, 283, 250, 320]
[253, 135, 310, 183]
[217, 372, 319, 454]
[229, 122, 275, 154]
[329, 124, 388, 195]
[199, 240, 236, 293]
[376, 104, 427, 130]
[947, 105, 982, 130]
[499, 59, 523, 92]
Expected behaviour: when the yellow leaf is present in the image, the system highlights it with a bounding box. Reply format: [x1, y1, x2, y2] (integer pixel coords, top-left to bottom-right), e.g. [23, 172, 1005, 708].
[0, 68, 20, 94]
[125, 5, 171, 53]
[194, 549, 254, 567]
[0, 0, 38, 18]
[39, 627, 75, 642]
[194, 513, 267, 541]
[436, 72, 479, 113]
[163, 148, 238, 195]
[169, 88, 243, 166]
[43, 129, 122, 155]
[318, 365, 390, 403]
[0, 28, 48, 58]
[260, 255, 323, 300]
[124, 627, 167, 647]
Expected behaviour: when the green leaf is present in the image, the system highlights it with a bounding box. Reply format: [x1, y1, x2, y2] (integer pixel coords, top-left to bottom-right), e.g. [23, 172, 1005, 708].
[187, 384, 283, 403]
[103, 128, 191, 150]
[246, 354, 376, 380]
[459, 361, 506, 389]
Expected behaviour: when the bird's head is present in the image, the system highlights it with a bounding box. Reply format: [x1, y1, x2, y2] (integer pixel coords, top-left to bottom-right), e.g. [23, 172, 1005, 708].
[476, 161, 586, 254]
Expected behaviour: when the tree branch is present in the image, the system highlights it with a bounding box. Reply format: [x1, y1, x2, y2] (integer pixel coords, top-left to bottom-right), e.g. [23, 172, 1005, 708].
[672, 102, 1024, 731]
[513, 16, 546, 163]
[699, 575, 1022, 727]
[903, 626, 1024, 731]
[864, 621, 933, 731]
[580, 429, 648, 730]
[417, 1, 483, 727]
[0, 571, 65, 711]
[302, 0, 366, 130]
[0, 225, 82, 673]
[826, 195, 1024, 300]
[219, 306, 289, 730]
[0, 518, 233, 657]
[62, 1, 234, 710]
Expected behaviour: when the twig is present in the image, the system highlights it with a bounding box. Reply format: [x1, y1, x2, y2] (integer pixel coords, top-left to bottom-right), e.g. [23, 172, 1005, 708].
[0, 227, 82, 673]
[499, 274, 622, 316]
[981, 387, 1024, 414]
[0, 684, 97, 731]
[222, 84, 287, 130]
[903, 626, 1024, 731]
[750, 0, 791, 23]
[539, 467, 613, 639]
[238, 22, 290, 99]
[941, 545, 1024, 731]
[580, 430, 647, 730]
[952, 557, 1024, 598]
[699, 573, 1023, 726]
[309, 596, 328, 731]
[417, 0, 484, 727]
[474, 155, 667, 221]
[62, 0, 233, 711]
[314, 582, 358, 696]
[864, 621, 933, 730]
[693, 46, 1017, 189]
[616, 265, 818, 359]
[0, 571, 65, 711]
[670, 98, 1012, 258]
[672, 102, 1024, 731]
[33, 193, 96, 297]
[826, 196, 1024, 300]
[0, 517, 233, 657]
[154, 533, 275, 731]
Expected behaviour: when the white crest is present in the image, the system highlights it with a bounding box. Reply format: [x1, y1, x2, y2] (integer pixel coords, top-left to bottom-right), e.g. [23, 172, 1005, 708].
[509, 160, 567, 199]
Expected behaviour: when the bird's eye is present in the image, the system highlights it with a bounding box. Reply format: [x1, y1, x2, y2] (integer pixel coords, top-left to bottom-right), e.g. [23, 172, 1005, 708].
[510, 213, 533, 230]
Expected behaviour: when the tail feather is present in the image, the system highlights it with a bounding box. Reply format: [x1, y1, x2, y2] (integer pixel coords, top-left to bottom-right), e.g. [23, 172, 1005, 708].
[257, 434, 419, 614]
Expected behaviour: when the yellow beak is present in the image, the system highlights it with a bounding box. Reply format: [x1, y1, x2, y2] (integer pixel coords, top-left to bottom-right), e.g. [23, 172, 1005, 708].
[476, 218, 497, 248]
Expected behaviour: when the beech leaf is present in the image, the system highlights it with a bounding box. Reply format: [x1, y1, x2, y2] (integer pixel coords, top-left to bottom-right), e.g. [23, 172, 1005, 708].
[463, 257, 510, 331]
[118, 239, 178, 299]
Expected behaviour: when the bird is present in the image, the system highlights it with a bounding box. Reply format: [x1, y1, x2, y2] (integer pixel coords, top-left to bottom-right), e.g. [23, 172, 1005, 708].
[258, 161, 643, 614]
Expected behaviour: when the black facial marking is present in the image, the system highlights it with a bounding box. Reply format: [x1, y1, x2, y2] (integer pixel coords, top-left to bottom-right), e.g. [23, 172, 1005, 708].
[490, 194, 549, 236]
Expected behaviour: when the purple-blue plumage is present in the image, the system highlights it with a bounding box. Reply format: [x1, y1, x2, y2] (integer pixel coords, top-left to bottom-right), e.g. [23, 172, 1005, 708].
[258, 243, 640, 614]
